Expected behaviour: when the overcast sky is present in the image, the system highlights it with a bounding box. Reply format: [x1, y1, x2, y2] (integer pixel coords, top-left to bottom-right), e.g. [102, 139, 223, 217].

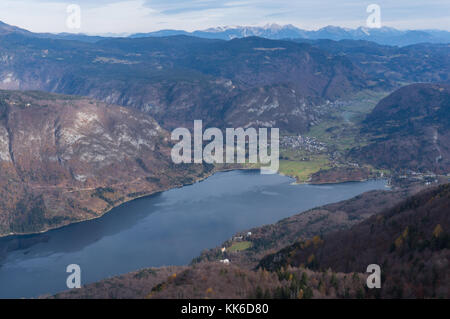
[0, 0, 448, 34]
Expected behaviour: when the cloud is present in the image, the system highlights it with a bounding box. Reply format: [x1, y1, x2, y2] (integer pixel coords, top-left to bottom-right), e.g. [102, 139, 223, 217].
[0, 0, 448, 34]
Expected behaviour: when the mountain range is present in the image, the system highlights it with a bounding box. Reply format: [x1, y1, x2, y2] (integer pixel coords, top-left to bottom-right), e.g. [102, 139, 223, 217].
[0, 23, 378, 133]
[0, 20, 448, 135]
[2, 20, 450, 47]
[130, 24, 450, 46]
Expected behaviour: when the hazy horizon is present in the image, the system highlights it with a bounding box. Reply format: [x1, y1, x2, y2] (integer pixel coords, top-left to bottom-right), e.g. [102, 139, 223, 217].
[2, 20, 450, 38]
[0, 0, 448, 35]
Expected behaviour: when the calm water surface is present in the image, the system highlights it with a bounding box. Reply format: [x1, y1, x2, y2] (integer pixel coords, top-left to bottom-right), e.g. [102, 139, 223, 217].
[0, 170, 388, 298]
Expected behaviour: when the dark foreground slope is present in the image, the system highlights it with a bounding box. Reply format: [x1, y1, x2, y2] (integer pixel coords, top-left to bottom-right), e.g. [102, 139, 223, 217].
[350, 83, 450, 173]
[0, 90, 208, 236]
[260, 183, 450, 298]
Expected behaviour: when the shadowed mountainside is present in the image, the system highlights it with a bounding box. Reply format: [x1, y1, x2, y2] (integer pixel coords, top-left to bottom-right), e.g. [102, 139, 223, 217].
[350, 83, 450, 173]
[259, 183, 450, 298]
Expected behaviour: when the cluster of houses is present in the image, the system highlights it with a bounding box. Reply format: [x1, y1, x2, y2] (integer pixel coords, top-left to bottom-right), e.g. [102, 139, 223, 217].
[280, 135, 327, 153]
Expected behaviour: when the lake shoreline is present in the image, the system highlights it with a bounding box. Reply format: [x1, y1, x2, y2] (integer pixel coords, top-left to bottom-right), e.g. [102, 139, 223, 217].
[0, 165, 386, 240]
[0, 172, 389, 298]
[0, 166, 260, 239]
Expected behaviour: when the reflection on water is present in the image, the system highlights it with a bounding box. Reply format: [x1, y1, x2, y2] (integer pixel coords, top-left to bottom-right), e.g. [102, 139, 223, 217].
[0, 170, 388, 298]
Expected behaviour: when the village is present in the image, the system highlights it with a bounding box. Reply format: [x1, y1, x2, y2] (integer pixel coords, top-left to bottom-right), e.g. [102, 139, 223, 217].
[280, 135, 327, 153]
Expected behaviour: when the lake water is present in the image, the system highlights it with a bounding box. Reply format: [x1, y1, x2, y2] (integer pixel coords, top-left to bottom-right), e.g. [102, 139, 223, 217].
[0, 170, 388, 298]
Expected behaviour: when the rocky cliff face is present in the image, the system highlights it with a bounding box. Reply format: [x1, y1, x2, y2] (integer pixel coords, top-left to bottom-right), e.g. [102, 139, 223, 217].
[0, 90, 208, 236]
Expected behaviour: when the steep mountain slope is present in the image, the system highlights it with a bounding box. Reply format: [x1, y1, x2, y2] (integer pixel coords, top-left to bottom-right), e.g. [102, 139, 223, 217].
[350, 83, 450, 173]
[0, 21, 33, 36]
[0, 90, 209, 236]
[259, 183, 450, 298]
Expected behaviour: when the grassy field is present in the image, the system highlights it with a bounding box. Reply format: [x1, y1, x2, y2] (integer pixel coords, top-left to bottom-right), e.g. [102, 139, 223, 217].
[243, 155, 331, 182]
[305, 119, 366, 152]
[228, 241, 252, 252]
[279, 156, 331, 182]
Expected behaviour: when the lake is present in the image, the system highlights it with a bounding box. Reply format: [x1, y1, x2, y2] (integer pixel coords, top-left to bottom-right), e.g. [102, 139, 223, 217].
[0, 170, 388, 298]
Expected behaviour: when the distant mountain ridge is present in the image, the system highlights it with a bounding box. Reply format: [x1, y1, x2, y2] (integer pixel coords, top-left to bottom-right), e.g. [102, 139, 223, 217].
[0, 21, 104, 43]
[1, 20, 449, 46]
[0, 21, 32, 36]
[130, 24, 450, 46]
